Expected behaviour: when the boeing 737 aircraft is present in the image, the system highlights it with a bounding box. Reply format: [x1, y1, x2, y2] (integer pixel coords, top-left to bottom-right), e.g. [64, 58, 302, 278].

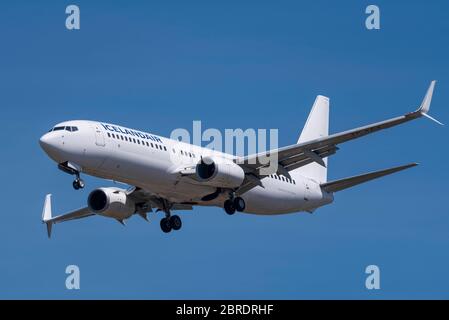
[40, 81, 441, 237]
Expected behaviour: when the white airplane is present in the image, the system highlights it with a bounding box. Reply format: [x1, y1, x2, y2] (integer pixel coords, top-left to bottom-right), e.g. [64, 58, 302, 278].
[40, 81, 441, 237]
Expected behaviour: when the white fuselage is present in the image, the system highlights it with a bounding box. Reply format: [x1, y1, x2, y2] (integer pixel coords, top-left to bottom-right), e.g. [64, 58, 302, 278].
[39, 120, 334, 215]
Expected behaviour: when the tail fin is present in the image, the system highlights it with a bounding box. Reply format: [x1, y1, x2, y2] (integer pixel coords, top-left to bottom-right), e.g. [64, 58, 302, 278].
[292, 95, 330, 183]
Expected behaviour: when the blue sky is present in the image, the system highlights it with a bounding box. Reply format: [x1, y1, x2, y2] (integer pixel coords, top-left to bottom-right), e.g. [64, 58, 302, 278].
[0, 1, 448, 299]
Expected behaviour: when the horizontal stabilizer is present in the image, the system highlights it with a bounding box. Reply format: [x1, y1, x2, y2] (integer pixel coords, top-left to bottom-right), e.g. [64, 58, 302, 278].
[320, 163, 418, 193]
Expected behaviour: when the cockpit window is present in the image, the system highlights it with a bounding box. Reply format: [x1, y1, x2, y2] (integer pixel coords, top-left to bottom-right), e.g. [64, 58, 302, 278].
[49, 126, 79, 132]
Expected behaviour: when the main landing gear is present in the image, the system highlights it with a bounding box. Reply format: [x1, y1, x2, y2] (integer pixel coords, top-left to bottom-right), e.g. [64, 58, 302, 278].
[160, 215, 182, 233]
[159, 200, 182, 233]
[224, 196, 246, 215]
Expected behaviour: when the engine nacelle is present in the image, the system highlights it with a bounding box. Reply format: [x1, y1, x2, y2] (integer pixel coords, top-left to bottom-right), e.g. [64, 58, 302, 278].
[87, 187, 136, 220]
[196, 156, 245, 188]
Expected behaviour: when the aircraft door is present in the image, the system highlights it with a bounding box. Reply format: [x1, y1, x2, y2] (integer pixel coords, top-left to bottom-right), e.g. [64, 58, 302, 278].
[94, 125, 106, 147]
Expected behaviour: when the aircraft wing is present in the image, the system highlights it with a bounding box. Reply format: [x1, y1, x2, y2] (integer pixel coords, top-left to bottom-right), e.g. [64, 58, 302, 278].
[235, 81, 440, 195]
[42, 188, 193, 238]
[42, 194, 94, 238]
[320, 163, 418, 193]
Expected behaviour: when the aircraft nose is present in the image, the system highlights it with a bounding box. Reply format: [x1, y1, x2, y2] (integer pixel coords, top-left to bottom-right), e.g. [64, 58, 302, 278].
[39, 133, 60, 155]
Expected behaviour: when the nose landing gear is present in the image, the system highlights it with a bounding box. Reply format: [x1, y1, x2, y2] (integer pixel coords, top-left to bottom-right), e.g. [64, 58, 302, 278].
[72, 176, 85, 190]
[58, 162, 85, 190]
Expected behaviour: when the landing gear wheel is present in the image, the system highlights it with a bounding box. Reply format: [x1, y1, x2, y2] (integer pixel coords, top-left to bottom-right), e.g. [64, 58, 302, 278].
[72, 179, 84, 190]
[169, 215, 182, 231]
[224, 199, 236, 215]
[160, 217, 172, 233]
[233, 197, 246, 212]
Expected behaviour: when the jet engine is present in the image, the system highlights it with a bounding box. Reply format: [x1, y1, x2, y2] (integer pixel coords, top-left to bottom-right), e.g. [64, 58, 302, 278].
[87, 187, 136, 220]
[195, 156, 245, 188]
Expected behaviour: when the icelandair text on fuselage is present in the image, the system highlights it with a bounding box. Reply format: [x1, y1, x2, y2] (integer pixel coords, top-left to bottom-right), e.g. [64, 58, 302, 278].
[101, 123, 163, 143]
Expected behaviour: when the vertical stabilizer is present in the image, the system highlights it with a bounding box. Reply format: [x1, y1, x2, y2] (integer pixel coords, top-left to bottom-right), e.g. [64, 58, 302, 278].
[292, 95, 330, 183]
